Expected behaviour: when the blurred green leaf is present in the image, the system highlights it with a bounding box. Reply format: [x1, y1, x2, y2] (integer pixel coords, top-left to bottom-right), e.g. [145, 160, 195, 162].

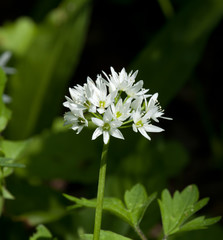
[0, 68, 11, 132]
[81, 230, 133, 240]
[6, 177, 67, 226]
[29, 224, 53, 240]
[0, 139, 29, 178]
[158, 185, 221, 237]
[0, 67, 6, 95]
[2, 186, 15, 200]
[17, 129, 100, 183]
[7, 0, 91, 139]
[0, 138, 30, 160]
[0, 157, 25, 168]
[0, 17, 37, 56]
[131, 0, 223, 105]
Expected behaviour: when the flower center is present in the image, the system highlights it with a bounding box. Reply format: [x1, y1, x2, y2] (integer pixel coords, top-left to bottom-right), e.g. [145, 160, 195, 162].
[99, 101, 105, 108]
[103, 122, 110, 131]
[85, 100, 91, 108]
[116, 111, 122, 118]
[78, 117, 86, 125]
[136, 120, 143, 128]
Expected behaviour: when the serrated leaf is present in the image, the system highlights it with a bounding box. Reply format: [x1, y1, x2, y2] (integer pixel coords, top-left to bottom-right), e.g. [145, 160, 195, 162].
[158, 185, 221, 237]
[64, 194, 131, 225]
[124, 183, 157, 226]
[80, 230, 133, 240]
[65, 183, 156, 228]
[29, 224, 53, 240]
[179, 216, 221, 233]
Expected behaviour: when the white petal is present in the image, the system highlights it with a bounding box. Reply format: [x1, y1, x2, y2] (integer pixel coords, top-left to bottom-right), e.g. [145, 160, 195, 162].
[132, 124, 138, 132]
[92, 128, 103, 140]
[103, 107, 113, 122]
[92, 117, 104, 127]
[103, 131, 110, 144]
[161, 116, 173, 120]
[110, 120, 122, 128]
[110, 129, 124, 140]
[97, 108, 105, 114]
[144, 124, 164, 132]
[138, 128, 151, 140]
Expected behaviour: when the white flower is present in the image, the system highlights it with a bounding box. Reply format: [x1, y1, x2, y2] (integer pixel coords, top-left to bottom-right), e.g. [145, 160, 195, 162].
[0, 51, 16, 74]
[145, 93, 172, 122]
[125, 80, 150, 98]
[88, 76, 117, 114]
[111, 99, 131, 121]
[63, 80, 96, 113]
[63, 67, 171, 143]
[64, 109, 88, 134]
[104, 67, 138, 92]
[91, 107, 124, 144]
[132, 108, 164, 140]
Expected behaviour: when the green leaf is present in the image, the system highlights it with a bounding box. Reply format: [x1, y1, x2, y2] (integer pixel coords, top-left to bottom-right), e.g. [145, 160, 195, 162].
[124, 183, 157, 226]
[158, 185, 221, 237]
[6, 177, 67, 226]
[0, 139, 30, 158]
[64, 183, 156, 228]
[17, 129, 100, 183]
[64, 194, 131, 226]
[0, 68, 11, 132]
[1, 186, 15, 200]
[0, 17, 37, 56]
[130, 0, 223, 105]
[0, 67, 7, 96]
[0, 157, 25, 168]
[80, 230, 133, 240]
[7, 0, 91, 139]
[179, 216, 222, 233]
[29, 224, 53, 240]
[0, 105, 11, 132]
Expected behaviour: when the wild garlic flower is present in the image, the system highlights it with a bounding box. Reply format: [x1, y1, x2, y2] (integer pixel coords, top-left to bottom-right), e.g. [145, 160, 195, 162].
[92, 107, 124, 144]
[63, 67, 171, 144]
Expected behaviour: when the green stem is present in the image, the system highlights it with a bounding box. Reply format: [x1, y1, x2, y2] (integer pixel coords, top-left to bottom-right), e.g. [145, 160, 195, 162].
[93, 141, 109, 240]
[135, 226, 148, 240]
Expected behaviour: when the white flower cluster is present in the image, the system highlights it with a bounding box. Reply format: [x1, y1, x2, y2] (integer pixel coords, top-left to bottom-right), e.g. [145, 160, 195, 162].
[63, 67, 171, 144]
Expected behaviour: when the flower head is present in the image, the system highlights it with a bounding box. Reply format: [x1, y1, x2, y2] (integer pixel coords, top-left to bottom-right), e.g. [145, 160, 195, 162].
[63, 67, 171, 143]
